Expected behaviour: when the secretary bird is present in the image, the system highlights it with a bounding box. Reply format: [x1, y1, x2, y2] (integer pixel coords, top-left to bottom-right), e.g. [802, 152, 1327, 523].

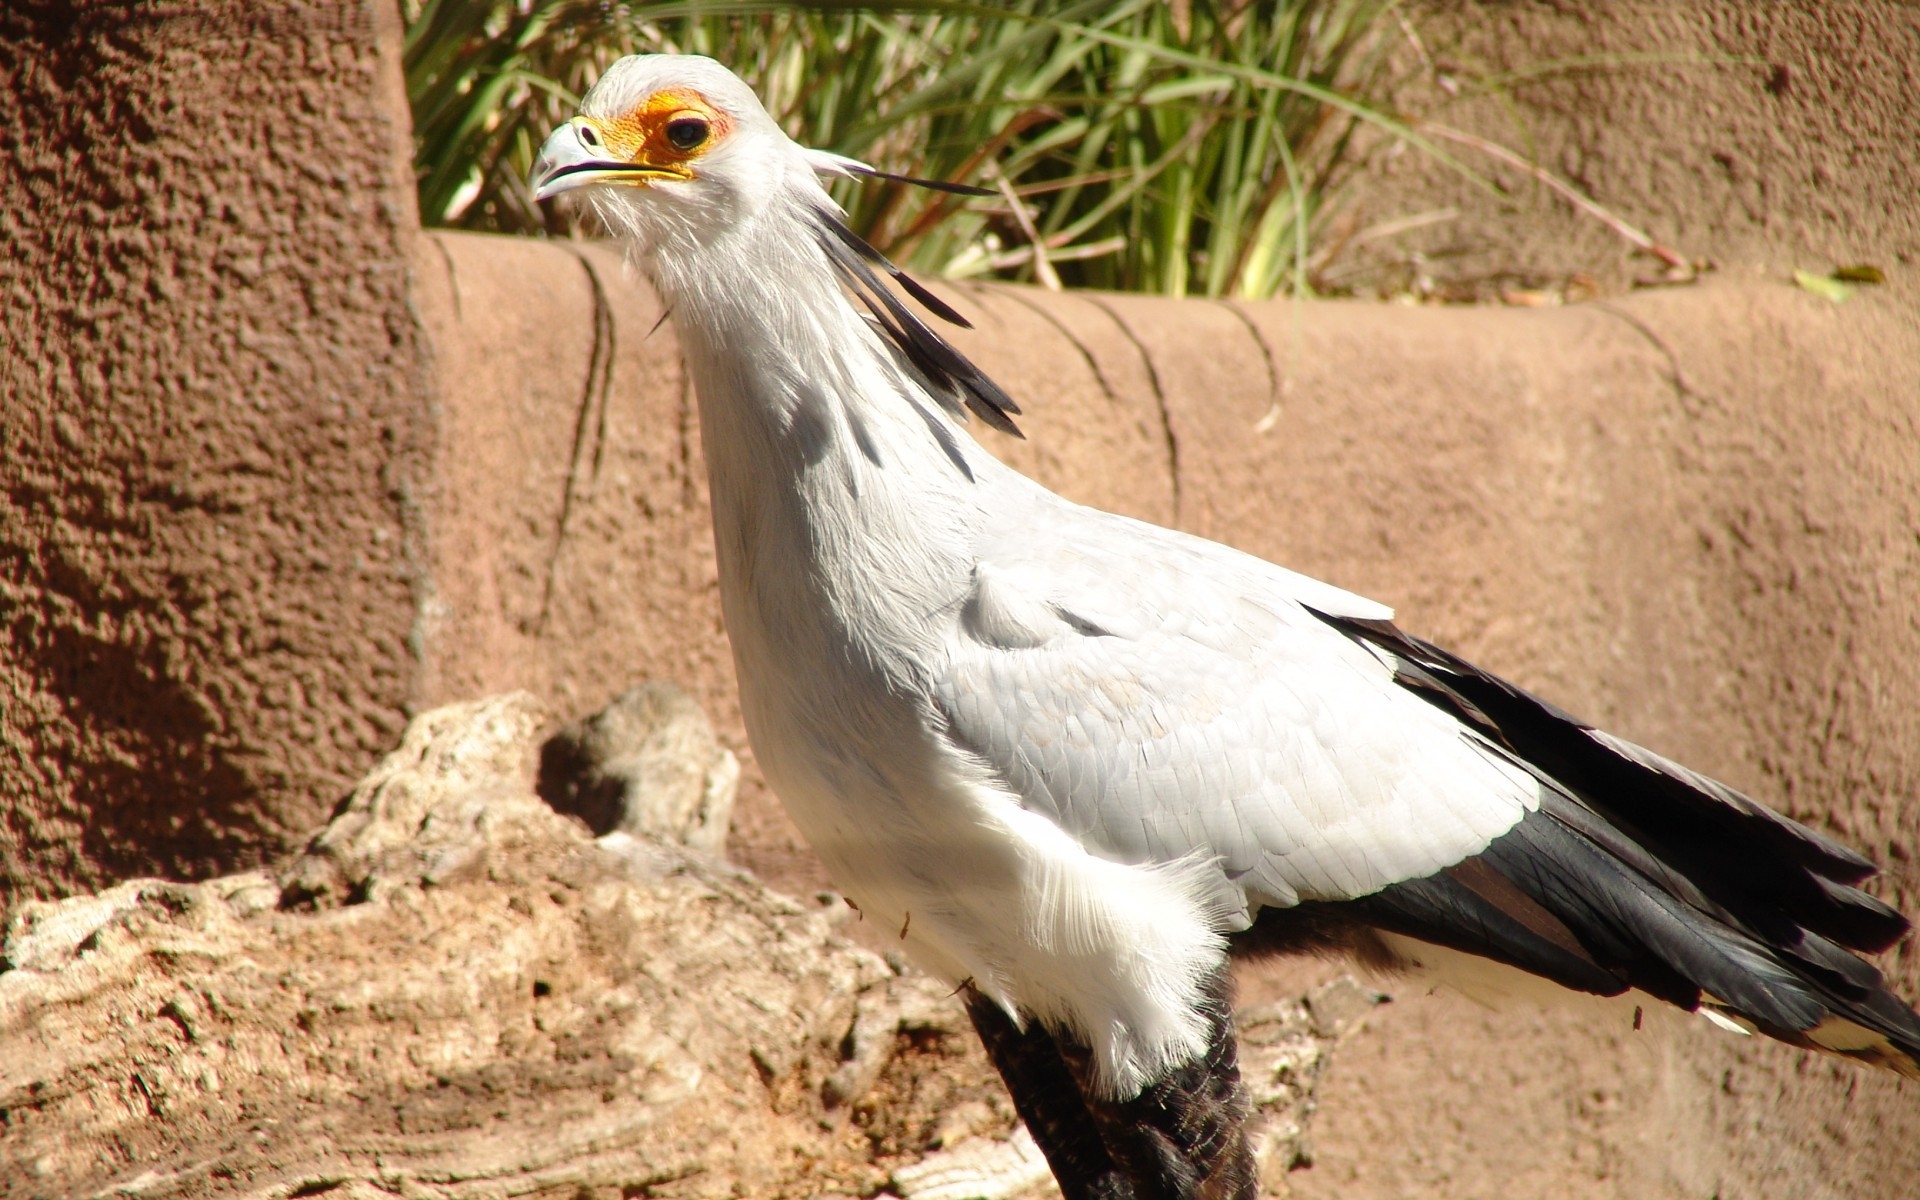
[530, 54, 1919, 1200]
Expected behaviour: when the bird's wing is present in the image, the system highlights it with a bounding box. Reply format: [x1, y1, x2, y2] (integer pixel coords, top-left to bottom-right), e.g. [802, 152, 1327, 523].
[933, 492, 1920, 1076]
[932, 498, 1540, 917]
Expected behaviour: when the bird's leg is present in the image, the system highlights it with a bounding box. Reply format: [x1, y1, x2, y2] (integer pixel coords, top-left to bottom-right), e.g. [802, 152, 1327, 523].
[964, 991, 1137, 1200]
[1058, 967, 1259, 1200]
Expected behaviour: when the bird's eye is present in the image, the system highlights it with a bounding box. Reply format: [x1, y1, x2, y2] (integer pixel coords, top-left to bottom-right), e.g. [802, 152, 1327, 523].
[665, 116, 710, 152]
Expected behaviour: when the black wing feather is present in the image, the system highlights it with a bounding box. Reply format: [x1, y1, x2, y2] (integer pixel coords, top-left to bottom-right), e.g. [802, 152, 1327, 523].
[1260, 608, 1920, 1078]
[1317, 613, 1895, 947]
[1337, 870, 1630, 997]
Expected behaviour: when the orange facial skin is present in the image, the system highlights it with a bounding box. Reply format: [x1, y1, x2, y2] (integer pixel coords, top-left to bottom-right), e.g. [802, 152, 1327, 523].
[574, 88, 731, 180]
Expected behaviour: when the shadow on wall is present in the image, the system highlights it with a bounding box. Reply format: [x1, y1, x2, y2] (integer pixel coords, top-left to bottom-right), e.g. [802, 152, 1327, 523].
[2, 0, 429, 905]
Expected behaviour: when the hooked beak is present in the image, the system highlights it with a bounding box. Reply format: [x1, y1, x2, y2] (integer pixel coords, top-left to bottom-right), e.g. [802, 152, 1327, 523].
[531, 120, 683, 202]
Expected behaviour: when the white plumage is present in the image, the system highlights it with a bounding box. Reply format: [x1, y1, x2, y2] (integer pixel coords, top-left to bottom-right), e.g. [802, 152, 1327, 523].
[535, 56, 1540, 1096]
[531, 51, 1918, 1200]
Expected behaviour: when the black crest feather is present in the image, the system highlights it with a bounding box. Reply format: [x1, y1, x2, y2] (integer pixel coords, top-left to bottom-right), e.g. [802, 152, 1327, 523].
[842, 163, 997, 197]
[811, 208, 1023, 438]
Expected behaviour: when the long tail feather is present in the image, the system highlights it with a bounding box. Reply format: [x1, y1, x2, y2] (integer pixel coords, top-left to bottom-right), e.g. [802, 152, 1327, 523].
[1281, 608, 1920, 1078]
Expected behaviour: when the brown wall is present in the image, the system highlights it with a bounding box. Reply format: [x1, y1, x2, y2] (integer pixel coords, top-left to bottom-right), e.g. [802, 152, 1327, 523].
[1, 2, 432, 904]
[1349, 0, 1920, 302]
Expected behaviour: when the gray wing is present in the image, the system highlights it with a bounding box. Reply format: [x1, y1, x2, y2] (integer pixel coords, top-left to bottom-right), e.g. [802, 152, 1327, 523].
[932, 499, 1540, 921]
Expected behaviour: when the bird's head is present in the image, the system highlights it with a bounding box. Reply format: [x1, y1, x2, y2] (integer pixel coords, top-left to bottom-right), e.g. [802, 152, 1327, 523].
[531, 54, 828, 253]
[530, 55, 1023, 435]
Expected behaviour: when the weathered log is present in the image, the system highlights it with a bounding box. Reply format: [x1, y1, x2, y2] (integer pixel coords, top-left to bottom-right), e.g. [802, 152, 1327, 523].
[0, 693, 1365, 1199]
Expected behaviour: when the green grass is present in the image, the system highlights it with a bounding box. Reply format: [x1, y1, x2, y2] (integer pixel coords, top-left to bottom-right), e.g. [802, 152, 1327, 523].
[402, 0, 1414, 299]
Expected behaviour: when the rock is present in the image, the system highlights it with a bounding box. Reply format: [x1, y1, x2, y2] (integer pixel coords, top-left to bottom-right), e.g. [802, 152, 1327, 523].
[278, 692, 561, 909]
[891, 1125, 1054, 1200]
[0, 694, 907, 1198]
[1239, 978, 1386, 1191]
[537, 681, 740, 856]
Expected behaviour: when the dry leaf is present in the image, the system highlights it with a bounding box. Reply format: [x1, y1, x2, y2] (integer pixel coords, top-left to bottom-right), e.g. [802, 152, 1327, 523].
[1793, 269, 1854, 303]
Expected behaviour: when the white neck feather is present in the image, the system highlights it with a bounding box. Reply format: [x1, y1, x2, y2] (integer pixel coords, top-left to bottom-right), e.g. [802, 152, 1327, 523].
[594, 140, 1231, 1103]
[649, 189, 984, 478]
[631, 184, 1002, 703]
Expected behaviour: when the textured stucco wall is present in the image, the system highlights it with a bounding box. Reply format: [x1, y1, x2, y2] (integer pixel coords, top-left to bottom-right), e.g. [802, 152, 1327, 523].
[1350, 0, 1920, 300]
[0, 2, 432, 906]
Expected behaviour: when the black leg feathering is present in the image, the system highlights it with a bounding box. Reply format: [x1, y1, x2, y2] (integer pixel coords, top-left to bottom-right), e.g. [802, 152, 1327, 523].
[965, 991, 1136, 1200]
[970, 967, 1259, 1200]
